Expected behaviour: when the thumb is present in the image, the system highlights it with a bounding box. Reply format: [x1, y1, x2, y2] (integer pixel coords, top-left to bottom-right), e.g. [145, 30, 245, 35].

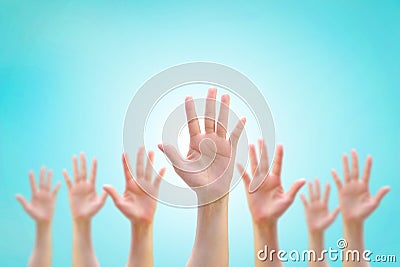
[15, 194, 29, 211]
[159, 144, 185, 170]
[286, 179, 306, 201]
[103, 185, 121, 205]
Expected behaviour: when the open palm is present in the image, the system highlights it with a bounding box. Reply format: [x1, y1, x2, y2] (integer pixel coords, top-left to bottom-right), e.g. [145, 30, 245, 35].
[331, 150, 390, 223]
[237, 140, 305, 224]
[300, 179, 340, 233]
[16, 168, 61, 223]
[104, 148, 165, 224]
[159, 88, 246, 203]
[63, 153, 107, 221]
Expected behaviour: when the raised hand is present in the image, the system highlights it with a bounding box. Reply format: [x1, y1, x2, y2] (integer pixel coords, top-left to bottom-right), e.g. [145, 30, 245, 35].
[331, 150, 390, 267]
[300, 179, 340, 233]
[16, 167, 61, 223]
[237, 140, 306, 224]
[238, 141, 305, 267]
[103, 148, 166, 224]
[103, 148, 165, 267]
[159, 88, 246, 203]
[16, 167, 61, 267]
[331, 150, 390, 223]
[63, 152, 107, 222]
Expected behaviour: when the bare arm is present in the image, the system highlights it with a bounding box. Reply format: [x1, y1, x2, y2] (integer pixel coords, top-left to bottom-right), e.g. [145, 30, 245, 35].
[159, 88, 246, 267]
[104, 149, 166, 267]
[16, 168, 61, 267]
[237, 141, 306, 267]
[331, 150, 390, 267]
[300, 179, 340, 267]
[63, 153, 108, 267]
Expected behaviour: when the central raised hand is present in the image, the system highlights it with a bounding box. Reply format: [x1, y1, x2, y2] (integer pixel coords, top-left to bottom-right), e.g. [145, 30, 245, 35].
[103, 148, 166, 267]
[159, 88, 246, 204]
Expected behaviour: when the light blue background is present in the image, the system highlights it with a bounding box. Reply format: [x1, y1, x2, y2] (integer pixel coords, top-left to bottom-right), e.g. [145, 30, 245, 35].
[1, 1, 399, 266]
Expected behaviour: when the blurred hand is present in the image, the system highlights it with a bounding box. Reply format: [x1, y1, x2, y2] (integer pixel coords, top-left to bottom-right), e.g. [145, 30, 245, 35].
[16, 167, 61, 224]
[63, 153, 107, 222]
[331, 150, 390, 224]
[159, 88, 246, 203]
[103, 148, 166, 225]
[300, 179, 340, 234]
[237, 140, 305, 225]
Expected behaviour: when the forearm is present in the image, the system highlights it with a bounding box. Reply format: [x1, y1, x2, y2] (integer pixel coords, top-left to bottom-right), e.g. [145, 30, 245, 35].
[126, 223, 153, 267]
[253, 222, 283, 267]
[308, 231, 329, 267]
[73, 220, 99, 267]
[187, 196, 229, 267]
[29, 222, 52, 267]
[343, 222, 369, 267]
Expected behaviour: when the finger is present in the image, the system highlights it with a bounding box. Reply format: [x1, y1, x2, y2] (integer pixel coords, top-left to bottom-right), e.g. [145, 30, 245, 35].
[185, 96, 201, 137]
[342, 154, 351, 183]
[145, 151, 155, 180]
[62, 169, 73, 190]
[52, 182, 61, 198]
[122, 153, 133, 183]
[373, 186, 390, 207]
[272, 145, 284, 177]
[331, 169, 343, 190]
[323, 183, 331, 205]
[249, 144, 258, 176]
[204, 88, 217, 133]
[161, 144, 185, 170]
[230, 117, 246, 146]
[300, 194, 308, 207]
[40, 166, 46, 189]
[351, 149, 359, 180]
[237, 163, 251, 188]
[80, 152, 87, 181]
[72, 155, 79, 183]
[90, 158, 97, 185]
[29, 171, 37, 193]
[15, 195, 29, 211]
[136, 147, 145, 179]
[216, 94, 230, 138]
[47, 170, 53, 190]
[362, 156, 372, 184]
[287, 179, 306, 200]
[103, 185, 121, 205]
[97, 191, 108, 207]
[315, 178, 321, 200]
[154, 167, 166, 189]
[258, 139, 269, 173]
[308, 181, 314, 201]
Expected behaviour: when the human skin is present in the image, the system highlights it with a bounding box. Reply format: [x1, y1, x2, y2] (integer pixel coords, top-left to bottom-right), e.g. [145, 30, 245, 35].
[63, 153, 108, 267]
[300, 179, 340, 267]
[237, 140, 306, 267]
[331, 150, 390, 267]
[159, 88, 246, 267]
[103, 148, 166, 267]
[16, 167, 61, 267]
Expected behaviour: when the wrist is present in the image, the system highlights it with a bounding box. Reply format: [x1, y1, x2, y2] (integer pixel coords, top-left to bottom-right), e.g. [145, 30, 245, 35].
[73, 218, 92, 231]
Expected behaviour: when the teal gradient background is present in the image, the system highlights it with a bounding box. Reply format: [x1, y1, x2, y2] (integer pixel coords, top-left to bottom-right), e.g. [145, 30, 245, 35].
[1, 1, 399, 266]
